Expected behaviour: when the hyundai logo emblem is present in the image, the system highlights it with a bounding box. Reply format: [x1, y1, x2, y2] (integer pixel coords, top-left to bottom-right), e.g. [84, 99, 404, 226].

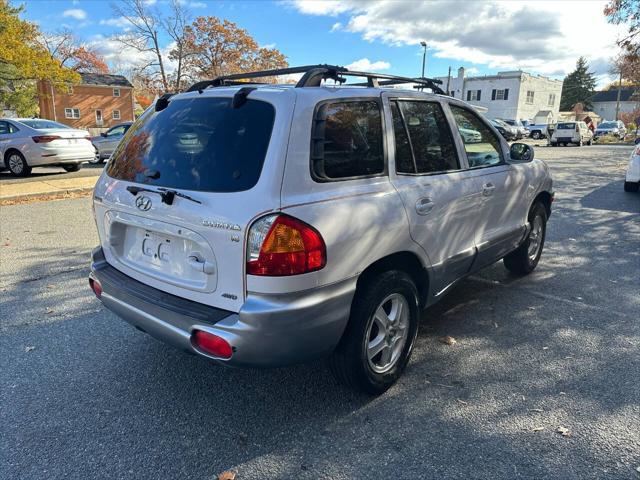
[135, 195, 152, 211]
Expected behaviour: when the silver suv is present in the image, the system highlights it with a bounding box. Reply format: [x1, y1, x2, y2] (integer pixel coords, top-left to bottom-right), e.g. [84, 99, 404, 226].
[89, 65, 553, 394]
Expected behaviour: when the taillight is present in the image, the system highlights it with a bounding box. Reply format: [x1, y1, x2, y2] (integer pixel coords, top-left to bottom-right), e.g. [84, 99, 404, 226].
[247, 214, 326, 276]
[32, 135, 61, 143]
[89, 278, 102, 299]
[85, 136, 92, 142]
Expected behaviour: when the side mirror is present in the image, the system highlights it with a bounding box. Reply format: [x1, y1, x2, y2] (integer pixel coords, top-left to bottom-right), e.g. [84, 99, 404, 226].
[510, 142, 534, 162]
[101, 132, 107, 137]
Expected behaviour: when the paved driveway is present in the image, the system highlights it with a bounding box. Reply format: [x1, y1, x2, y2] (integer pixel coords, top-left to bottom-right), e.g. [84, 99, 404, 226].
[1, 145, 638, 479]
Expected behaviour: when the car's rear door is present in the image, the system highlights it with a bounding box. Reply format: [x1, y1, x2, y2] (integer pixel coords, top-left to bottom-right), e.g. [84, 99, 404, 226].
[446, 103, 530, 269]
[383, 94, 482, 294]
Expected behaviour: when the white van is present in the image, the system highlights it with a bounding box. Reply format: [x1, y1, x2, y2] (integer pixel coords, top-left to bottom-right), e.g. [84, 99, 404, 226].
[550, 121, 593, 147]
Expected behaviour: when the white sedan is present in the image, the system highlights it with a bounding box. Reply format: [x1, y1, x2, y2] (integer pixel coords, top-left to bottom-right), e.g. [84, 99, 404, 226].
[0, 118, 95, 177]
[625, 144, 640, 192]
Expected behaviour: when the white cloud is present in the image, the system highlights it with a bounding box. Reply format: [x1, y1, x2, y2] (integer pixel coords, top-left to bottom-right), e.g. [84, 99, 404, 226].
[63, 8, 87, 20]
[290, 0, 626, 79]
[330, 22, 342, 32]
[99, 17, 131, 29]
[345, 58, 391, 71]
[190, 1, 207, 7]
[261, 43, 277, 49]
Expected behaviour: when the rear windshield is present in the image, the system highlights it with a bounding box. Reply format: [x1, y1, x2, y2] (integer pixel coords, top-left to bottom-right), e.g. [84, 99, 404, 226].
[599, 122, 616, 128]
[557, 123, 575, 129]
[19, 119, 70, 129]
[106, 96, 275, 192]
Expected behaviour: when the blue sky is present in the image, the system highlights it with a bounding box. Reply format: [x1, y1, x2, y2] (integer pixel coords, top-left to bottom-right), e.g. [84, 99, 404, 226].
[21, 0, 626, 86]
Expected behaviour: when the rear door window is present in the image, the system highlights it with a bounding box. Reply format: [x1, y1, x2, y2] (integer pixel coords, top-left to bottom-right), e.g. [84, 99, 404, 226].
[106, 97, 275, 192]
[311, 100, 384, 180]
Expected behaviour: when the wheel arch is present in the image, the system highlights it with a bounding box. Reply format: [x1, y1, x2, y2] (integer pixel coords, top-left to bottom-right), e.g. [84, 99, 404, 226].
[3, 147, 24, 167]
[532, 190, 552, 218]
[355, 251, 430, 309]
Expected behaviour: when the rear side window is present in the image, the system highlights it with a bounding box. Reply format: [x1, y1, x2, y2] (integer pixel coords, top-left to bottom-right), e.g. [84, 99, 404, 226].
[391, 100, 459, 174]
[106, 97, 275, 192]
[311, 100, 384, 180]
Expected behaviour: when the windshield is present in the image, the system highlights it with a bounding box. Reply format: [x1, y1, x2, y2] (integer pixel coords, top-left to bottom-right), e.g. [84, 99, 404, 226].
[599, 122, 616, 128]
[557, 123, 576, 130]
[106, 96, 275, 193]
[18, 119, 70, 130]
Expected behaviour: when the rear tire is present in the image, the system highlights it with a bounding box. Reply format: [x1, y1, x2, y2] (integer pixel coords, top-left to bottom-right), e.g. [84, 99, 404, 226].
[624, 181, 639, 192]
[504, 202, 547, 276]
[328, 271, 419, 395]
[6, 151, 31, 177]
[62, 163, 82, 172]
[577, 138, 583, 147]
[531, 131, 541, 140]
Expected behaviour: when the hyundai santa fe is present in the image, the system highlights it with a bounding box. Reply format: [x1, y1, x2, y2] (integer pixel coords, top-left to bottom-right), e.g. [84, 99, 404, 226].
[89, 65, 554, 394]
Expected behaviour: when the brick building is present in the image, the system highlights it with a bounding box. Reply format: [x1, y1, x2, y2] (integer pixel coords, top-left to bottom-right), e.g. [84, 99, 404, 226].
[37, 73, 134, 131]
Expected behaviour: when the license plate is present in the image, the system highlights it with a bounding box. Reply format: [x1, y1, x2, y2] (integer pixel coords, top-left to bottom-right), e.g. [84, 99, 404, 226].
[68, 138, 78, 144]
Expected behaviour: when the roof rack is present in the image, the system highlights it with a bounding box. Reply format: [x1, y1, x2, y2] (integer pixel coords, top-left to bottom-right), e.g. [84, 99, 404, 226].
[185, 64, 445, 94]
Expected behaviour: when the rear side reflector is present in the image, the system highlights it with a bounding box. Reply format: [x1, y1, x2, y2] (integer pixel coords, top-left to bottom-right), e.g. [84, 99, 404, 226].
[32, 135, 61, 143]
[89, 278, 102, 298]
[192, 330, 233, 359]
[247, 214, 326, 276]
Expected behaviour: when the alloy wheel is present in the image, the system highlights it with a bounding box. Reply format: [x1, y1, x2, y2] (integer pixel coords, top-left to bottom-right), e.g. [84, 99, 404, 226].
[365, 293, 410, 374]
[528, 215, 544, 262]
[8, 154, 24, 174]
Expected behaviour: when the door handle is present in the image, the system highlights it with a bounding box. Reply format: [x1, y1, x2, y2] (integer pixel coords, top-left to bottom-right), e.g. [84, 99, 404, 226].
[187, 254, 215, 274]
[415, 197, 434, 215]
[482, 182, 496, 197]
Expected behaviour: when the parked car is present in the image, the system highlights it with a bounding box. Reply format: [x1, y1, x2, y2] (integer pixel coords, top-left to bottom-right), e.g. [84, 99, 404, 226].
[500, 119, 528, 138]
[594, 120, 626, 140]
[624, 144, 640, 192]
[0, 118, 94, 176]
[550, 121, 593, 146]
[91, 122, 133, 163]
[88, 65, 554, 394]
[527, 123, 550, 139]
[490, 119, 518, 141]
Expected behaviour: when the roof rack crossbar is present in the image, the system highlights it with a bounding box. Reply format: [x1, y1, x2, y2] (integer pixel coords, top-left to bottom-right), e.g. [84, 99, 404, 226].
[185, 64, 445, 94]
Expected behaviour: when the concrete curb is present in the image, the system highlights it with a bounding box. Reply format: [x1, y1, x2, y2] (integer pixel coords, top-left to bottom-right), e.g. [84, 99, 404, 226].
[0, 186, 94, 204]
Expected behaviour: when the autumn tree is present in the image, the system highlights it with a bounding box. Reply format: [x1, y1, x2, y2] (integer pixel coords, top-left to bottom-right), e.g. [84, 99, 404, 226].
[605, 1, 640, 85]
[177, 16, 287, 83]
[560, 57, 597, 111]
[0, 0, 79, 115]
[39, 29, 109, 73]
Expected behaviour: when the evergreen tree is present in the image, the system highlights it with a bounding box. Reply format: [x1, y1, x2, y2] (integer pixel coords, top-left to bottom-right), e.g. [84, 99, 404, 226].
[560, 57, 597, 111]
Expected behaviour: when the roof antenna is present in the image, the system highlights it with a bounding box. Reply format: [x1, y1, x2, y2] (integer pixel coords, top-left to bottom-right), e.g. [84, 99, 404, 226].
[232, 86, 257, 108]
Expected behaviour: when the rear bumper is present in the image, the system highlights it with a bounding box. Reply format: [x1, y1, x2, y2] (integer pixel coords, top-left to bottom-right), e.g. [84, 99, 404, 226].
[89, 247, 356, 367]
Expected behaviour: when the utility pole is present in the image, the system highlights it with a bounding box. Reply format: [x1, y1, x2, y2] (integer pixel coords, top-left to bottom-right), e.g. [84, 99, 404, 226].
[615, 69, 622, 121]
[446, 66, 452, 96]
[420, 41, 427, 78]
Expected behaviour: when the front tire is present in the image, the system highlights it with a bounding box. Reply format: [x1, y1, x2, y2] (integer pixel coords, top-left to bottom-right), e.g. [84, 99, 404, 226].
[329, 271, 419, 395]
[504, 202, 547, 275]
[6, 151, 31, 177]
[532, 131, 541, 140]
[624, 181, 639, 192]
[62, 163, 83, 172]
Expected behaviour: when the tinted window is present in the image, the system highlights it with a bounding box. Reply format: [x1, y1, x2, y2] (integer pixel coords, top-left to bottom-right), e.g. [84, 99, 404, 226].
[311, 101, 384, 180]
[450, 105, 502, 168]
[0, 121, 10, 135]
[106, 97, 275, 193]
[18, 119, 70, 129]
[391, 100, 459, 174]
[557, 123, 576, 130]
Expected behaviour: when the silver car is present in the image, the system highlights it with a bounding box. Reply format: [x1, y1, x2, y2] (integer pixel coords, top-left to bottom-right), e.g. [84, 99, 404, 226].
[0, 118, 94, 176]
[89, 65, 553, 394]
[91, 122, 133, 164]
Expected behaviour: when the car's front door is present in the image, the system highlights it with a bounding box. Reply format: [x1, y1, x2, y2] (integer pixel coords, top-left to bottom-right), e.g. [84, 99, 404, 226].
[103, 125, 126, 156]
[384, 95, 483, 295]
[447, 104, 530, 269]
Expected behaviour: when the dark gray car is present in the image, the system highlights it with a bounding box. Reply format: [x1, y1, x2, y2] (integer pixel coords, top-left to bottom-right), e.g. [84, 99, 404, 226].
[91, 122, 132, 163]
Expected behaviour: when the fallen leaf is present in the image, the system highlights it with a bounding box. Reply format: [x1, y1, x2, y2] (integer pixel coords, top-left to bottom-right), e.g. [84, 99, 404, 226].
[556, 426, 571, 437]
[3, 243, 9, 247]
[217, 471, 236, 480]
[45, 308, 54, 315]
[457, 399, 468, 405]
[439, 335, 457, 346]
[542, 346, 549, 350]
[493, 322, 498, 328]
[532, 426, 544, 432]
[25, 346, 35, 352]
[559, 392, 566, 395]
[529, 408, 543, 413]
[527, 306, 536, 310]
[46, 284, 56, 289]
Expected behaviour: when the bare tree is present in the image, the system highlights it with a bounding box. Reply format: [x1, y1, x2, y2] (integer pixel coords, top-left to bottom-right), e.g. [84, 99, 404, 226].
[163, 0, 190, 91]
[112, 0, 169, 91]
[39, 29, 108, 73]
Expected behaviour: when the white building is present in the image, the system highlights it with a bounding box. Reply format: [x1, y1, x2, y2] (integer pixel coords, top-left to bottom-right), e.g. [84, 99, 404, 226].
[591, 88, 639, 121]
[435, 68, 563, 123]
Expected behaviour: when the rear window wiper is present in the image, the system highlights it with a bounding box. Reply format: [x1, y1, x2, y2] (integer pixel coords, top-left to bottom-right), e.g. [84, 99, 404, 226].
[126, 185, 202, 205]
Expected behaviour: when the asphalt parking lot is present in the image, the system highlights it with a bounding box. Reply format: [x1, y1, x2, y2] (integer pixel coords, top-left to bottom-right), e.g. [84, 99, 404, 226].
[1, 144, 638, 479]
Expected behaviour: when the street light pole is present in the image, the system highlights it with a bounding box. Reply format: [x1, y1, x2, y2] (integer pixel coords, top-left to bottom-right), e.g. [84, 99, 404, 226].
[420, 41, 427, 78]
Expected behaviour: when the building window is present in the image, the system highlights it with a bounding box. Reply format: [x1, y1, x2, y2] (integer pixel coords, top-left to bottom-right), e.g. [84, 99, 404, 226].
[113, 88, 120, 97]
[467, 90, 482, 102]
[67, 85, 74, 95]
[526, 91, 535, 104]
[450, 91, 455, 97]
[491, 88, 509, 101]
[112, 110, 121, 120]
[64, 108, 80, 119]
[548, 93, 556, 106]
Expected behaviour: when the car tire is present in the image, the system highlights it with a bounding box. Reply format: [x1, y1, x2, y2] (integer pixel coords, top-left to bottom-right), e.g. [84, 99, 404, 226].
[6, 151, 31, 177]
[62, 163, 83, 172]
[531, 131, 540, 139]
[328, 270, 420, 395]
[587, 138, 593, 146]
[503, 202, 547, 276]
[624, 181, 639, 192]
[89, 149, 104, 165]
